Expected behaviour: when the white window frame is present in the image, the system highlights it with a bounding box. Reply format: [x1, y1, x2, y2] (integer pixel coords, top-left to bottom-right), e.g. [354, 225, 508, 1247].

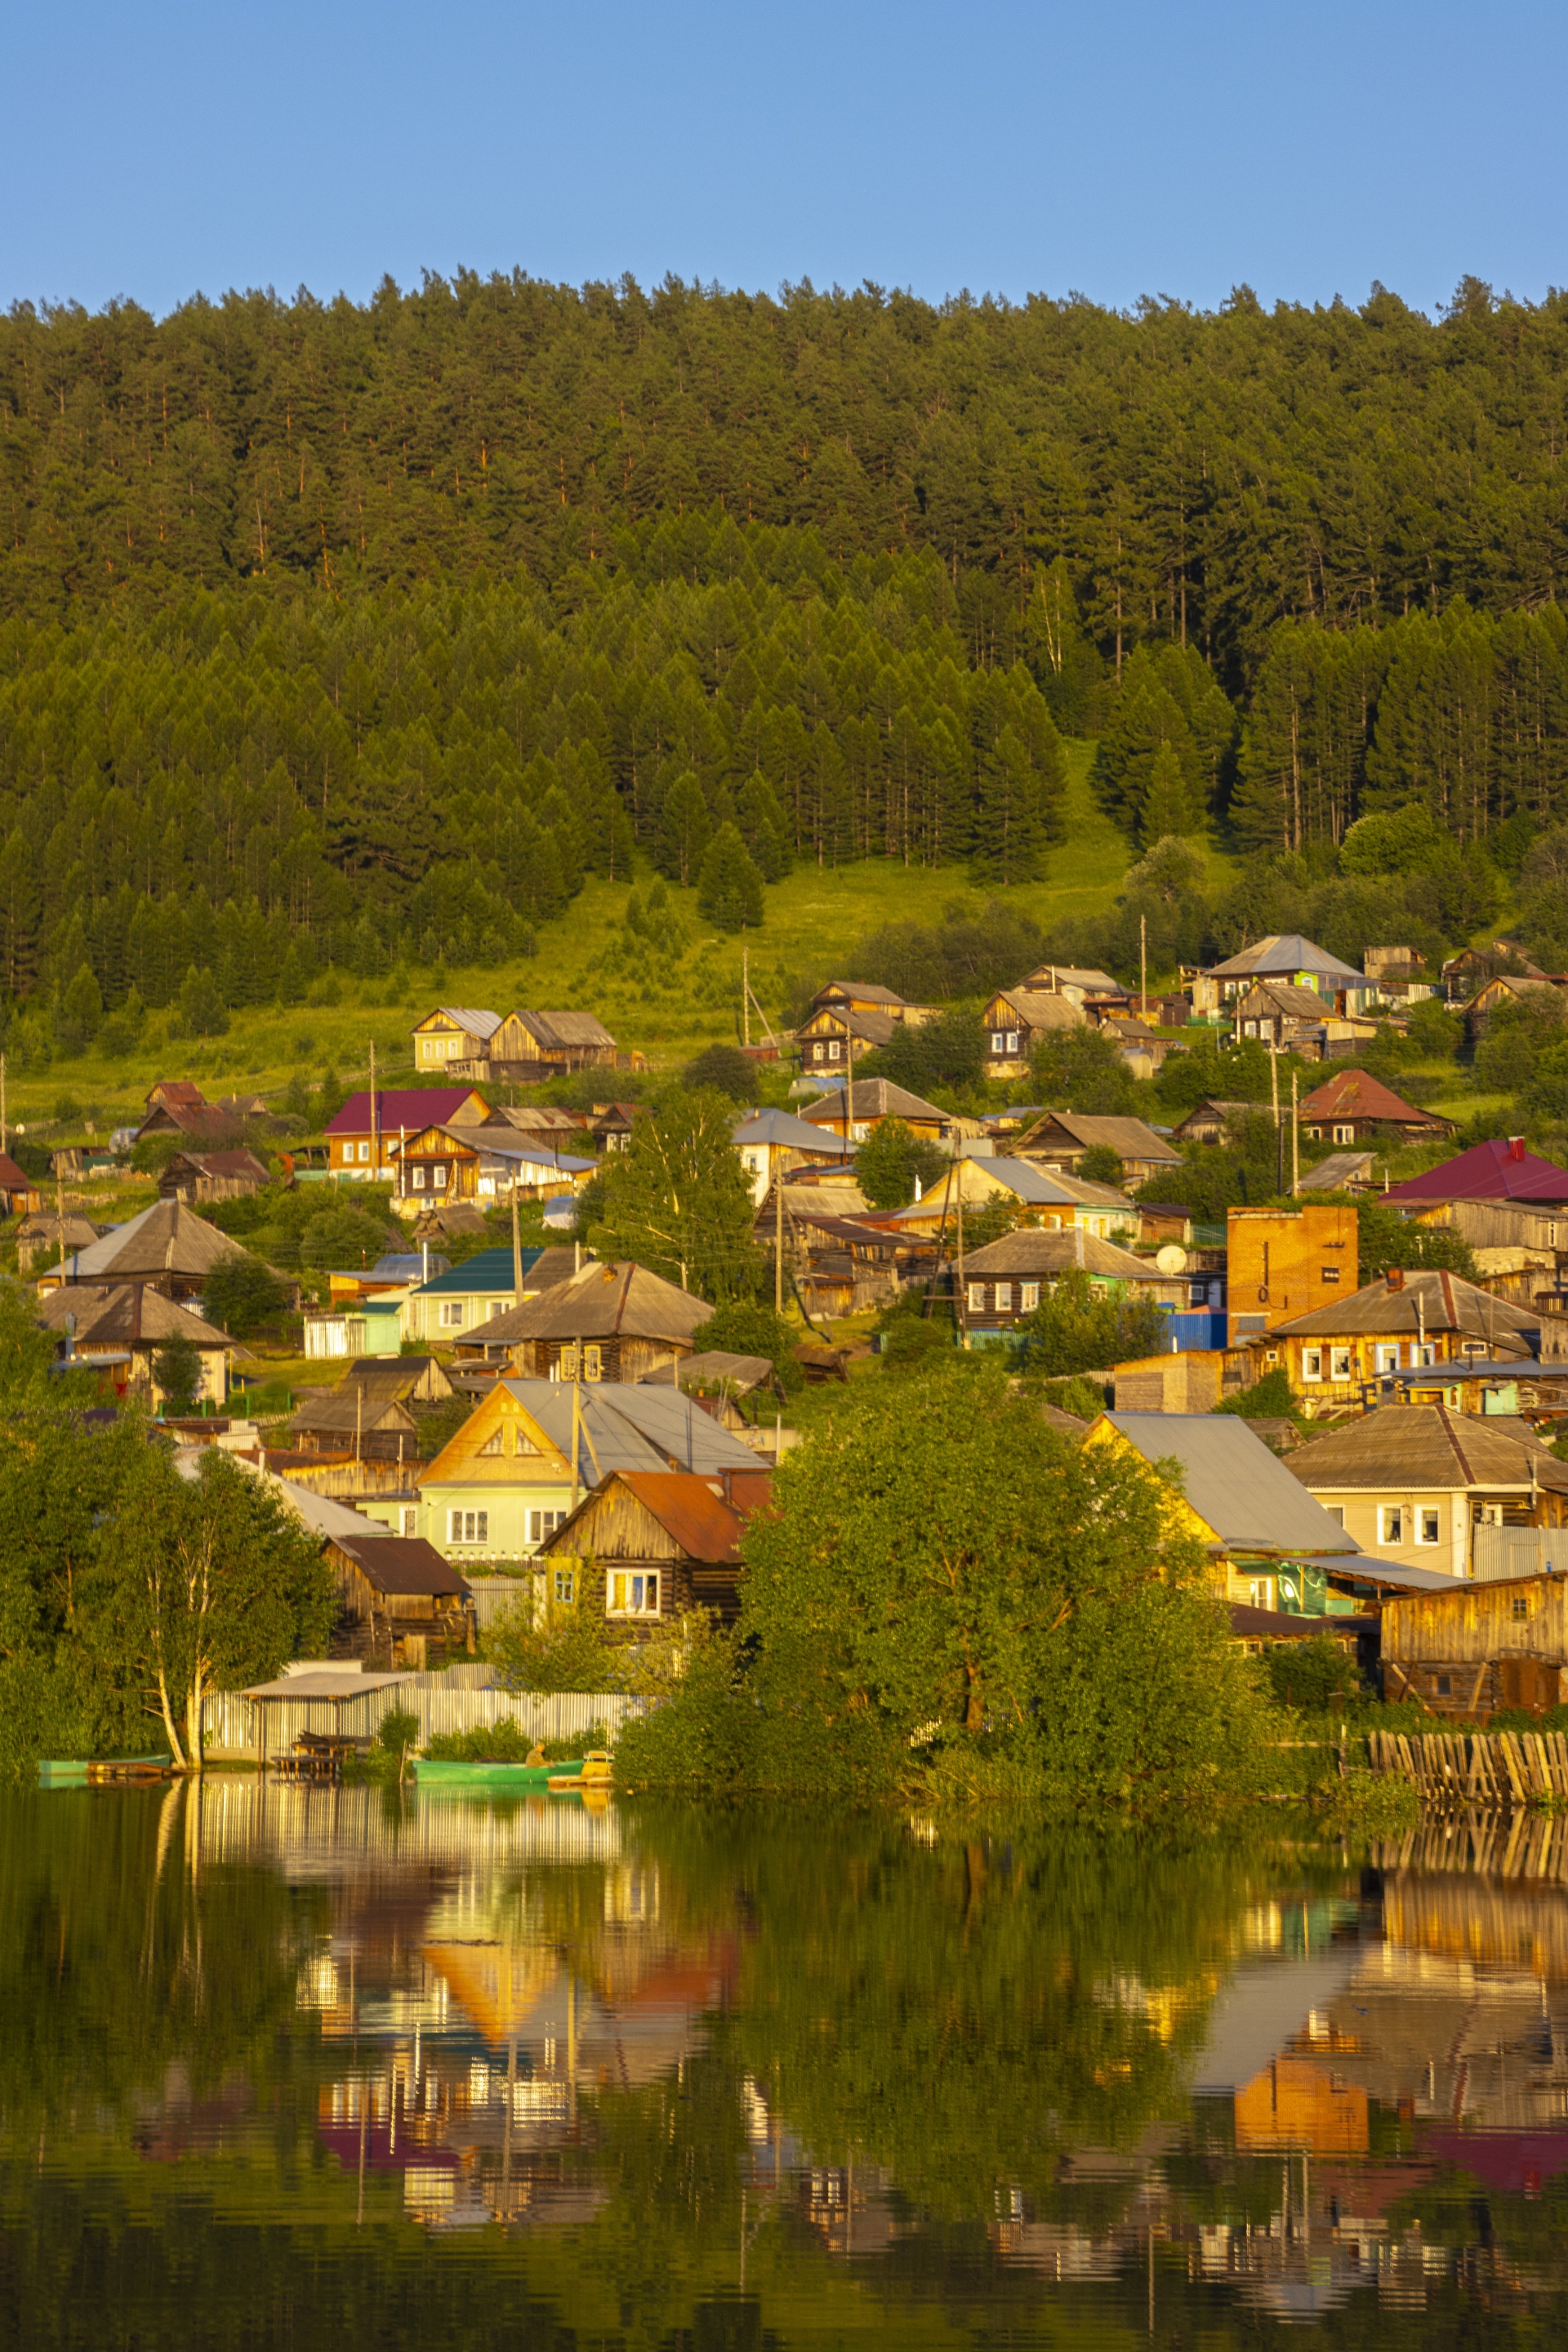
[1379, 1505, 1405, 1546]
[1374, 1344, 1399, 1374]
[341, 1142, 354, 1163]
[358, 1140, 371, 1163]
[607, 1570, 661, 1617]
[1417, 1508, 1441, 1546]
[434, 1165, 448, 1189]
[995, 1281, 1013, 1312]
[1302, 1349, 1323, 1382]
[439, 1300, 465, 1328]
[528, 1508, 567, 1548]
[448, 1508, 488, 1545]
[989, 1032, 1006, 1055]
[1021, 1282, 1040, 1311]
[1334, 1124, 1355, 1144]
[967, 1283, 985, 1312]
[412, 1165, 427, 1190]
[1413, 1342, 1436, 1367]
[827, 1039, 841, 1062]
[1330, 1348, 1352, 1381]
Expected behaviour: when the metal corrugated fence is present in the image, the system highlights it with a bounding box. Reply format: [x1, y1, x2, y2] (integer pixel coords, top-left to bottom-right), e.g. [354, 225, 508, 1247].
[200, 1682, 643, 1761]
[468, 1578, 532, 1631]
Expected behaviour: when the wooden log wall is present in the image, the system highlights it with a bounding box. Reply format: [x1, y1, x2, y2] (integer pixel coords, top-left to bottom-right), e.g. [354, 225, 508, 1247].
[1367, 1726, 1568, 1808]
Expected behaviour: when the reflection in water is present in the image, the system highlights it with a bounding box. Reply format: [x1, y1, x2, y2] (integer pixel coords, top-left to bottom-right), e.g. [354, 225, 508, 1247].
[1, 1784, 1566, 2346]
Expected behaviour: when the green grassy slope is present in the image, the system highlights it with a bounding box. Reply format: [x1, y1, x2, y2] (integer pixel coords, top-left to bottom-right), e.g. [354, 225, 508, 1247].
[11, 746, 1238, 1135]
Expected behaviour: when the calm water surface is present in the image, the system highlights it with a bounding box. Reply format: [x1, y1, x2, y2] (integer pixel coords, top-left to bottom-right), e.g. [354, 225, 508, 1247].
[2, 1783, 1566, 2349]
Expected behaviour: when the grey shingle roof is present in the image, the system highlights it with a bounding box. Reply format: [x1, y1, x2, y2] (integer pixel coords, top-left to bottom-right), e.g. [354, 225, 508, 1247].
[964, 1230, 1160, 1280]
[1105, 1413, 1365, 1558]
[483, 1259, 713, 1346]
[492, 1379, 759, 1480]
[1014, 1112, 1182, 1164]
[1286, 1403, 1568, 1494]
[1269, 1267, 1538, 1341]
[53, 1200, 251, 1282]
[800, 1080, 948, 1125]
[733, 1108, 855, 1152]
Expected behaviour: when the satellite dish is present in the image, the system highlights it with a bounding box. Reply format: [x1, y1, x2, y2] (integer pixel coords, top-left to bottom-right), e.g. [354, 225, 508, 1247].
[1155, 1244, 1188, 1275]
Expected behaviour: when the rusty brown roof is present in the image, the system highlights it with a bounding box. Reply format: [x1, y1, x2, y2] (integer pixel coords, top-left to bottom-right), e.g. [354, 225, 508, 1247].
[1296, 1069, 1446, 1126]
[543, 1468, 772, 1565]
[329, 1535, 469, 1597]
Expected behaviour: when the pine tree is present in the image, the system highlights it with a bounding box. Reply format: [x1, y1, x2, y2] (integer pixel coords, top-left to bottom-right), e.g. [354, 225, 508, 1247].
[657, 771, 713, 886]
[696, 823, 765, 930]
[1138, 739, 1205, 843]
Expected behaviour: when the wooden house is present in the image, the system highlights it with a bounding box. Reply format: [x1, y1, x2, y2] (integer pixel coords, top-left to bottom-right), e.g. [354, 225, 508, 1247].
[0, 1152, 41, 1215]
[798, 1080, 951, 1144]
[288, 1391, 421, 1462]
[483, 1103, 594, 1154]
[1296, 1149, 1379, 1195]
[782, 1208, 910, 1318]
[324, 1087, 491, 1180]
[343, 1353, 453, 1405]
[1169, 1098, 1253, 1147]
[158, 1147, 272, 1203]
[960, 1228, 1185, 1344]
[15, 1209, 100, 1272]
[663, 1351, 786, 1436]
[416, 1375, 758, 1566]
[485, 1258, 715, 1383]
[1379, 1571, 1568, 1718]
[33, 1197, 266, 1305]
[323, 1533, 474, 1668]
[1085, 1410, 1370, 1615]
[538, 1468, 773, 1631]
[1459, 972, 1565, 1038]
[1295, 1069, 1454, 1146]
[1014, 964, 1129, 1012]
[1010, 1111, 1181, 1187]
[412, 1006, 504, 1071]
[793, 999, 898, 1076]
[136, 1080, 270, 1144]
[1261, 1266, 1539, 1415]
[440, 1124, 598, 1203]
[35, 1282, 233, 1405]
[1232, 978, 1339, 1049]
[477, 1009, 620, 1080]
[808, 979, 933, 1022]
[447, 1249, 581, 1363]
[1285, 1404, 1568, 1581]
[980, 986, 1086, 1079]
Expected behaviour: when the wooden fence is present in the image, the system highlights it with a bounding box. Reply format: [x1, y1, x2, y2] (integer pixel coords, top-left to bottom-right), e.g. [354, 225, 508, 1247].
[1367, 1726, 1568, 1807]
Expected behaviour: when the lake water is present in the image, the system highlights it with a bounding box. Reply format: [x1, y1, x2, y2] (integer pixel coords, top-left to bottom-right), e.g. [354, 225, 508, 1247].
[2, 1784, 1567, 2349]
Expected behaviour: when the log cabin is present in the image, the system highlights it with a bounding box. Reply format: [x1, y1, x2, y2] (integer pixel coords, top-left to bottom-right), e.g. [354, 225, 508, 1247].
[412, 1007, 504, 1071]
[1009, 1111, 1182, 1187]
[487, 1258, 715, 1383]
[979, 986, 1086, 1080]
[538, 1467, 773, 1632]
[33, 1197, 267, 1304]
[323, 1532, 474, 1668]
[1379, 1570, 1568, 1718]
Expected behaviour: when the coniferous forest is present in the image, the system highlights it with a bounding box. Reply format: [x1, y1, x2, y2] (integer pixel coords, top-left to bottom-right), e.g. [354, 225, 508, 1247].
[8, 270, 1568, 1022]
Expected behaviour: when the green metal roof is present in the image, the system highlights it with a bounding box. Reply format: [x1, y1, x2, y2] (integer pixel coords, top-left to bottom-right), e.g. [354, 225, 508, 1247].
[410, 1247, 540, 1297]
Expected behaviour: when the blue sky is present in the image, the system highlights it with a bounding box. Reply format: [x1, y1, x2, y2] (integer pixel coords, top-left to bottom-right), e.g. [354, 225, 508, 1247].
[6, 1, 1565, 320]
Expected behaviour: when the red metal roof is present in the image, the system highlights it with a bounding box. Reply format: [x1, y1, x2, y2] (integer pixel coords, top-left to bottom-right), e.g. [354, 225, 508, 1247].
[1295, 1068, 1445, 1126]
[586, 1468, 773, 1563]
[0, 1153, 33, 1191]
[325, 1089, 483, 1135]
[1382, 1135, 1568, 1205]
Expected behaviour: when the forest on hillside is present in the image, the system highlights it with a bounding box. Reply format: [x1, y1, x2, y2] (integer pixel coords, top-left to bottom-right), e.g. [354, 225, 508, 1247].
[9, 274, 1568, 1036]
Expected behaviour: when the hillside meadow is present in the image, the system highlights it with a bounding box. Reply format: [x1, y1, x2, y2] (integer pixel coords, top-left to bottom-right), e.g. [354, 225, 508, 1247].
[7, 748, 1241, 1137]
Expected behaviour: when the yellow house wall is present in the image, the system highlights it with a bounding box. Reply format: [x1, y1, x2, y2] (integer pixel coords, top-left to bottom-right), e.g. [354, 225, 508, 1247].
[418, 1385, 577, 1562]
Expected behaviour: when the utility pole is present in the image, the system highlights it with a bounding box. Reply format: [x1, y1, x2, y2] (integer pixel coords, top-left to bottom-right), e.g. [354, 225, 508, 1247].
[1270, 1044, 1283, 1197]
[1, 1049, 7, 1155]
[742, 945, 751, 1049]
[774, 1156, 784, 1316]
[956, 1183, 968, 1349]
[56, 1169, 66, 1275]
[1290, 1068, 1300, 1197]
[511, 1187, 523, 1312]
[368, 1040, 378, 1183]
[569, 1349, 583, 1516]
[1139, 913, 1147, 1019]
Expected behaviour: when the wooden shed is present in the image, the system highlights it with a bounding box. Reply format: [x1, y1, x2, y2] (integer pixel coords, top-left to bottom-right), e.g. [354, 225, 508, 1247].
[538, 1467, 773, 1632]
[1380, 1570, 1568, 1719]
[324, 1534, 474, 1668]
